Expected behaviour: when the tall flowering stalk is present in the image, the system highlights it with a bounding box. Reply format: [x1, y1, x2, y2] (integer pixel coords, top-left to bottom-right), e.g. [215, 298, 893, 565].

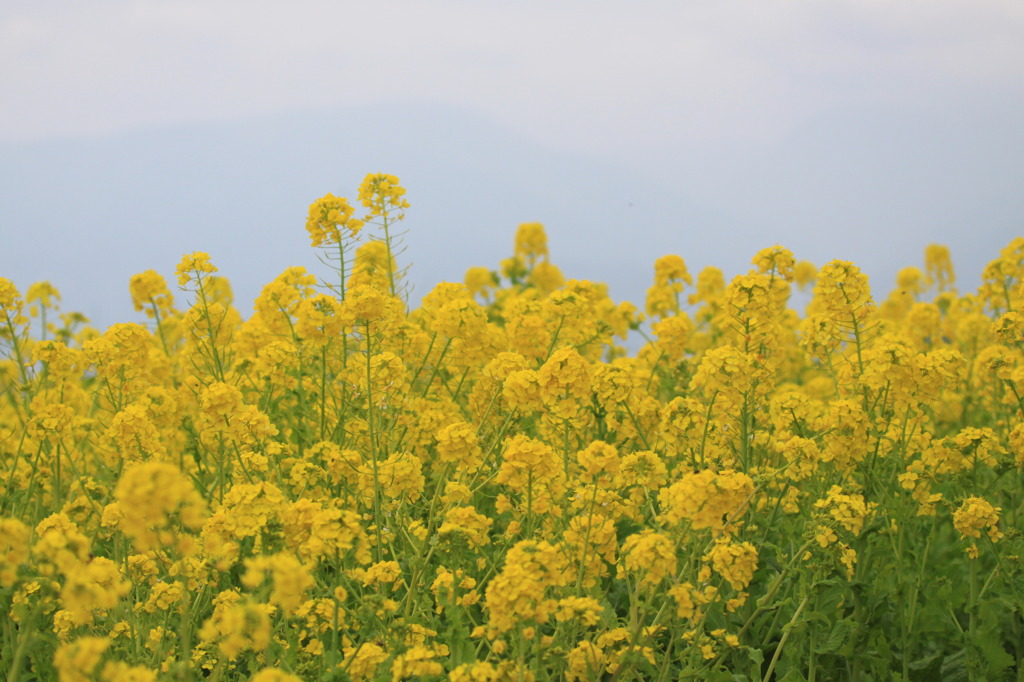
[358, 173, 409, 302]
[305, 192, 363, 302]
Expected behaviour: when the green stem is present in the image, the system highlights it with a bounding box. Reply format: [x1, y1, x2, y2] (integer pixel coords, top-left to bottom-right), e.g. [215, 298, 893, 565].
[5, 611, 35, 682]
[364, 322, 384, 562]
[762, 593, 811, 682]
[969, 557, 978, 641]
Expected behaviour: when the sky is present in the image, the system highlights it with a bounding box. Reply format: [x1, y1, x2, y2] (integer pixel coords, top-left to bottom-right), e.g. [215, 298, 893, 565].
[2, 0, 1023, 331]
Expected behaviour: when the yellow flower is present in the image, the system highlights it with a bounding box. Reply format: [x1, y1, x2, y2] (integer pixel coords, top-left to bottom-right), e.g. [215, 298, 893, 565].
[620, 530, 677, 587]
[305, 192, 363, 247]
[793, 260, 818, 291]
[114, 462, 208, 553]
[496, 435, 566, 515]
[514, 222, 549, 264]
[651, 313, 693, 361]
[668, 582, 713, 621]
[502, 369, 543, 413]
[810, 259, 874, 322]
[953, 496, 1003, 557]
[249, 669, 303, 682]
[688, 344, 755, 413]
[0, 518, 30, 588]
[646, 255, 692, 317]
[129, 270, 174, 317]
[576, 440, 621, 483]
[654, 255, 692, 287]
[839, 544, 857, 579]
[280, 499, 370, 564]
[356, 451, 424, 504]
[26, 281, 62, 311]
[704, 538, 758, 590]
[924, 243, 955, 291]
[390, 645, 444, 680]
[554, 597, 604, 626]
[464, 266, 497, 300]
[435, 422, 483, 472]
[430, 567, 478, 614]
[814, 525, 838, 549]
[198, 591, 274, 661]
[342, 284, 403, 324]
[142, 581, 186, 614]
[530, 261, 565, 293]
[362, 560, 403, 588]
[358, 172, 409, 219]
[537, 347, 592, 420]
[0, 278, 28, 332]
[346, 241, 399, 292]
[618, 450, 667, 490]
[60, 557, 130, 624]
[814, 485, 870, 535]
[566, 641, 606, 681]
[218, 482, 287, 538]
[658, 469, 754, 532]
[341, 642, 388, 681]
[438, 506, 493, 548]
[295, 294, 347, 345]
[449, 662, 503, 681]
[175, 251, 217, 287]
[241, 553, 315, 615]
[484, 540, 568, 634]
[752, 245, 796, 280]
[99, 661, 158, 681]
[53, 637, 111, 682]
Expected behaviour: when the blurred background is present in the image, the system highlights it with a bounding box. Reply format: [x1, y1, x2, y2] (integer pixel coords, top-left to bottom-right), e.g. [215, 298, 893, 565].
[2, 0, 1022, 330]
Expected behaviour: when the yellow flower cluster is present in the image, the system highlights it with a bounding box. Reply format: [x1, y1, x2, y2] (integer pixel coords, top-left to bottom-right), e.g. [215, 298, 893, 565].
[305, 193, 363, 248]
[658, 469, 754, 531]
[112, 462, 208, 553]
[483, 540, 568, 635]
[620, 530, 677, 587]
[646, 254, 693, 318]
[3, 174, 1023, 680]
[952, 496, 1003, 558]
[814, 485, 871, 536]
[358, 172, 409, 219]
[704, 538, 758, 591]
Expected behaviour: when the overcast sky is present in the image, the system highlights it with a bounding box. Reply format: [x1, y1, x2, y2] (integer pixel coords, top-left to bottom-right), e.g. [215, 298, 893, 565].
[2, 0, 1023, 330]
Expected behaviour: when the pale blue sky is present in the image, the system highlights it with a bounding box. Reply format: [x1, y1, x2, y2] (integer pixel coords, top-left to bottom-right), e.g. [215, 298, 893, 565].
[2, 0, 1022, 329]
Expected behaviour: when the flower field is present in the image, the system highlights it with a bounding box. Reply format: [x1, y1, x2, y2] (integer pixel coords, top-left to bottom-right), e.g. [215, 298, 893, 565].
[2, 173, 1023, 681]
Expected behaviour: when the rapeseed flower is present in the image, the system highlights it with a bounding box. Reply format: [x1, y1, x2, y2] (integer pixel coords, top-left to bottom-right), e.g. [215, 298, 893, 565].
[305, 193, 363, 247]
[114, 462, 207, 553]
[620, 530, 677, 587]
[242, 552, 315, 614]
[484, 540, 568, 635]
[705, 538, 758, 590]
[175, 251, 217, 287]
[53, 637, 110, 682]
[953, 496, 1003, 558]
[0, 518, 30, 588]
[659, 469, 754, 532]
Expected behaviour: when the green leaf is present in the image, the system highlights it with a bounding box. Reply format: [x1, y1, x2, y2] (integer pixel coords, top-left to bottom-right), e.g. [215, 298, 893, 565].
[907, 650, 941, 672]
[939, 649, 969, 682]
[777, 666, 807, 682]
[814, 619, 852, 654]
[973, 631, 1015, 677]
[746, 646, 764, 680]
[802, 609, 831, 627]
